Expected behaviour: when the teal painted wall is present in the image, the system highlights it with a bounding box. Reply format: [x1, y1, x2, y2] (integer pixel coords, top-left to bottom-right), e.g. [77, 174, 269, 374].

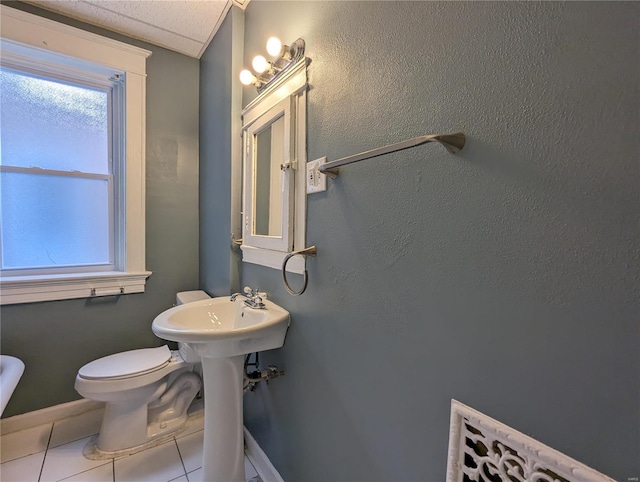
[219, 2, 636, 480]
[2, 2, 637, 480]
[199, 6, 243, 298]
[1, 3, 200, 417]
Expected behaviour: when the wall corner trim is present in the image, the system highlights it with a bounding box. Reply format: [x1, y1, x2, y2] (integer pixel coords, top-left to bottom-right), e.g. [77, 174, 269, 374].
[243, 426, 284, 482]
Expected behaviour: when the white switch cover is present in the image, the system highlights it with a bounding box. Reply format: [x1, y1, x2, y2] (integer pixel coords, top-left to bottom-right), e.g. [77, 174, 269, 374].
[306, 157, 327, 194]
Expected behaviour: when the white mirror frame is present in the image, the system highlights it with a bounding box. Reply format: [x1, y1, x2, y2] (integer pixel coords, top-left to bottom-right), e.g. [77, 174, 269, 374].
[244, 97, 294, 252]
[241, 58, 308, 274]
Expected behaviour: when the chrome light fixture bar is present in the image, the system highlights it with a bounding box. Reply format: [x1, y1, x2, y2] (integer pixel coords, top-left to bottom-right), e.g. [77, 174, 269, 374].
[240, 37, 305, 92]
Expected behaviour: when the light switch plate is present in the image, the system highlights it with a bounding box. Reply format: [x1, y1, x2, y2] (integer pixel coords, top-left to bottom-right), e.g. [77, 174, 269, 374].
[306, 157, 327, 194]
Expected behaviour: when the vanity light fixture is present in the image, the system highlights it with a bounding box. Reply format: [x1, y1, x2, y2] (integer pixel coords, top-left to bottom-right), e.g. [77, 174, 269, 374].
[251, 55, 275, 75]
[265, 37, 283, 57]
[239, 37, 306, 92]
[266, 37, 304, 61]
[239, 69, 259, 87]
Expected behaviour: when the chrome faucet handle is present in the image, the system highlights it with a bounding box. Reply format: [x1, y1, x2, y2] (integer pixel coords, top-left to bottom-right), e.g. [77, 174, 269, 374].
[231, 286, 255, 301]
[238, 287, 266, 309]
[246, 294, 265, 309]
[243, 286, 256, 296]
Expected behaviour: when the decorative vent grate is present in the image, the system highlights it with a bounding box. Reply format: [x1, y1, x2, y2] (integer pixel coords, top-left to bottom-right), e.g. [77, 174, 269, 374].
[446, 400, 615, 482]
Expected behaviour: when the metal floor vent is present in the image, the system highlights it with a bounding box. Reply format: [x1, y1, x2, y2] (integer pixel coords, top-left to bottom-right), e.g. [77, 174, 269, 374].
[446, 400, 614, 482]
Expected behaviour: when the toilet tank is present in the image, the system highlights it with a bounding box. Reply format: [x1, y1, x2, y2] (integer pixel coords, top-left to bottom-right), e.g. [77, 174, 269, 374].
[176, 290, 210, 362]
[176, 290, 210, 306]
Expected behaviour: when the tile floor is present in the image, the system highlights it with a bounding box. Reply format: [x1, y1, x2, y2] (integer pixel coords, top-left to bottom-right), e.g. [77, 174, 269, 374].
[0, 408, 262, 482]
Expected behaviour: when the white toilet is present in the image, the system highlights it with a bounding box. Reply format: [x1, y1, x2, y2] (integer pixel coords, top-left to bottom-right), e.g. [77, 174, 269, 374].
[75, 290, 210, 457]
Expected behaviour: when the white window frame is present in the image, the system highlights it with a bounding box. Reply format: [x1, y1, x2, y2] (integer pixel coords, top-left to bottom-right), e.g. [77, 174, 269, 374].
[0, 6, 152, 305]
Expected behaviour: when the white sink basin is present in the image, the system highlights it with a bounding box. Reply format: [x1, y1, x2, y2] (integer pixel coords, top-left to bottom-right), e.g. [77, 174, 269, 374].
[152, 295, 291, 481]
[1, 355, 25, 416]
[152, 297, 290, 358]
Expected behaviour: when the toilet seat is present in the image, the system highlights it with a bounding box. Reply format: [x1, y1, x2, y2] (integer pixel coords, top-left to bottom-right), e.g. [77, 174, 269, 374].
[79, 346, 172, 381]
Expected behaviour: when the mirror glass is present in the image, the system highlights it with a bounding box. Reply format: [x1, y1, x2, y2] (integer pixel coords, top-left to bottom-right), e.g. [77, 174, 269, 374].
[253, 114, 284, 237]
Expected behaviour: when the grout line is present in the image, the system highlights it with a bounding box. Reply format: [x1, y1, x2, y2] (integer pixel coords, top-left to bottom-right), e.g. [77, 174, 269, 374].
[0, 449, 44, 464]
[167, 470, 189, 482]
[37, 424, 54, 482]
[175, 427, 203, 441]
[51, 460, 114, 482]
[48, 426, 100, 450]
[1, 420, 256, 482]
[46, 423, 54, 452]
[172, 437, 189, 481]
[186, 466, 205, 482]
[185, 468, 199, 482]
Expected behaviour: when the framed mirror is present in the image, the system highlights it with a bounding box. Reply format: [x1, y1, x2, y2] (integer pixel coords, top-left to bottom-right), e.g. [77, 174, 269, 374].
[240, 58, 308, 273]
[244, 98, 293, 251]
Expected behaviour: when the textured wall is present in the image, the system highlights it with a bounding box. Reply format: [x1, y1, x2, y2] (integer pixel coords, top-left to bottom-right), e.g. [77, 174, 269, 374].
[199, 6, 243, 298]
[235, 2, 639, 480]
[1, 3, 200, 417]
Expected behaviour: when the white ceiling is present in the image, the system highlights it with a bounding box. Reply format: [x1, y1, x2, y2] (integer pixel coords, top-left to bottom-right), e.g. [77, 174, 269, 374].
[23, 0, 247, 58]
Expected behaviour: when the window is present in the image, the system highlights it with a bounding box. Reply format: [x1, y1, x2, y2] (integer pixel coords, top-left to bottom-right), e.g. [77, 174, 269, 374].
[1, 66, 118, 272]
[0, 6, 151, 304]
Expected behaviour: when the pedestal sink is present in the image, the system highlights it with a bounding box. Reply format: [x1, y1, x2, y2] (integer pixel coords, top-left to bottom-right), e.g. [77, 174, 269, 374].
[152, 296, 290, 482]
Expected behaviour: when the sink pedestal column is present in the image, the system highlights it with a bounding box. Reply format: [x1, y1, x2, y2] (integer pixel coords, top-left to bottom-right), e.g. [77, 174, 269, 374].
[201, 355, 245, 482]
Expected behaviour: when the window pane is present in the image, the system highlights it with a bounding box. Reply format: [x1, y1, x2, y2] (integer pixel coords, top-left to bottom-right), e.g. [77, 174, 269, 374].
[1, 172, 111, 269]
[0, 68, 109, 174]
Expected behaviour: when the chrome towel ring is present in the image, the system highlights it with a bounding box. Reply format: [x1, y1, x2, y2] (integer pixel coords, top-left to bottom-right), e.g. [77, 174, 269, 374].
[281, 246, 317, 296]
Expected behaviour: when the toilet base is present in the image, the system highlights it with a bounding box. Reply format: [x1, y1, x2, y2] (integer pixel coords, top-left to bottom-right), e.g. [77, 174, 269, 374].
[79, 368, 202, 460]
[83, 430, 182, 460]
[83, 401, 205, 460]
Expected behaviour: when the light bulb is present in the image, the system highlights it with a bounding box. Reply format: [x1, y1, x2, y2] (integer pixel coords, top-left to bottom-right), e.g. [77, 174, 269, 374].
[239, 69, 255, 86]
[266, 37, 283, 57]
[252, 55, 269, 74]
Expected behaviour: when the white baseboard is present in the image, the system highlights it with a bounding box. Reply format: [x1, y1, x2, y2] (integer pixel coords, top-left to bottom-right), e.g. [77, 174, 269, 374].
[0, 399, 103, 435]
[244, 426, 284, 482]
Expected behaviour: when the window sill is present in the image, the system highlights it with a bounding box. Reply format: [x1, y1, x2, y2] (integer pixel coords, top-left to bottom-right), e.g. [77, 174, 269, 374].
[0, 271, 152, 305]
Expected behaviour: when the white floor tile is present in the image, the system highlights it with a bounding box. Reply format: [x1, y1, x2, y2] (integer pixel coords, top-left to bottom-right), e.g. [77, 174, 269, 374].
[60, 462, 113, 482]
[40, 436, 110, 482]
[50, 409, 103, 449]
[183, 456, 258, 482]
[175, 430, 203, 473]
[244, 455, 258, 480]
[0, 451, 45, 482]
[114, 440, 185, 482]
[0, 423, 52, 463]
[185, 468, 202, 482]
[0, 410, 271, 482]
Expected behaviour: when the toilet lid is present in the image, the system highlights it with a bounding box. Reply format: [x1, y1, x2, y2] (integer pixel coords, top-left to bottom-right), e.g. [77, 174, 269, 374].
[78, 345, 172, 380]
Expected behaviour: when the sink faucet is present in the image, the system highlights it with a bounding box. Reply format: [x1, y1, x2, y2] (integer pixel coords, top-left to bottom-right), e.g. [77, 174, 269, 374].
[230, 287, 266, 309]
